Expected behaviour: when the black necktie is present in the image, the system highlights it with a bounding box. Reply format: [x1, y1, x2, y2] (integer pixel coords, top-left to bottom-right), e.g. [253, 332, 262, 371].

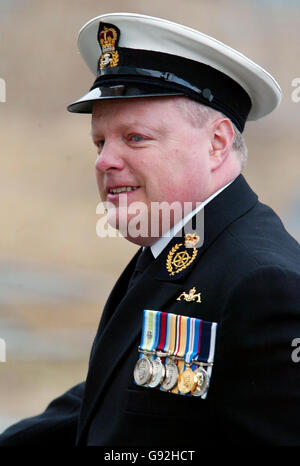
[128, 247, 154, 289]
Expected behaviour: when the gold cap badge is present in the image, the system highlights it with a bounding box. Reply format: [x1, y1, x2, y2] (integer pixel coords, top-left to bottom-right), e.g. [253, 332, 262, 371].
[98, 22, 120, 70]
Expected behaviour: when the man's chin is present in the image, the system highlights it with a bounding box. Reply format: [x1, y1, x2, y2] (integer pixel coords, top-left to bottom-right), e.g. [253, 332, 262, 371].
[123, 232, 160, 247]
[105, 211, 159, 246]
[105, 201, 185, 243]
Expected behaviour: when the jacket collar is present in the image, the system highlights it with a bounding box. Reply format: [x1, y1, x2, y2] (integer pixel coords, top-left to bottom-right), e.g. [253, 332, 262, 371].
[155, 174, 258, 282]
[150, 178, 234, 259]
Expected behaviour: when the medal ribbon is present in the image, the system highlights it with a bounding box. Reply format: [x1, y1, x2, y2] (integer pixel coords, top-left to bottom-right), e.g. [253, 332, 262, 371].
[156, 312, 177, 354]
[157, 312, 168, 352]
[185, 317, 201, 364]
[194, 320, 218, 364]
[173, 315, 189, 358]
[140, 310, 161, 352]
[171, 315, 187, 394]
[164, 312, 177, 354]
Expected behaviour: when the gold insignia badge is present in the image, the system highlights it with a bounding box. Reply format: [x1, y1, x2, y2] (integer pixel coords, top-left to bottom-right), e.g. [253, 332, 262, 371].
[184, 233, 200, 248]
[166, 234, 200, 277]
[98, 24, 120, 70]
[177, 287, 201, 303]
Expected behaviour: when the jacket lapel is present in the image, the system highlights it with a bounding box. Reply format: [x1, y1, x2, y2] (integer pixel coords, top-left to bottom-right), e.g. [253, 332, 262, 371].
[77, 259, 182, 442]
[77, 174, 258, 442]
[91, 250, 139, 343]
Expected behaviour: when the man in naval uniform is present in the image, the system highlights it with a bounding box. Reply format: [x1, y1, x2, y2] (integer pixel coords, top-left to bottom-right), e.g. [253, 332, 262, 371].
[1, 13, 300, 446]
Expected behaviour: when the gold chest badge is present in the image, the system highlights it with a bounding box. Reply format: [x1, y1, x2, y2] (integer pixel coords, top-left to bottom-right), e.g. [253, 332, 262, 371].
[166, 233, 200, 276]
[177, 287, 201, 303]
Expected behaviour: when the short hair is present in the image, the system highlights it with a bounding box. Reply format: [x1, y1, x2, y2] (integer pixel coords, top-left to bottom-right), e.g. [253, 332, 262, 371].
[175, 97, 248, 170]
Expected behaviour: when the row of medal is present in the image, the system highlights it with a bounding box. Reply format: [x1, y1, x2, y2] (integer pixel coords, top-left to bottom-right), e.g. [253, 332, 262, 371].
[134, 350, 211, 396]
[133, 309, 217, 398]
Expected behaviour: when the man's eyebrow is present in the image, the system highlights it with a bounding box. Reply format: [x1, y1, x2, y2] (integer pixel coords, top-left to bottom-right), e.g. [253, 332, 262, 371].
[120, 121, 165, 134]
[90, 118, 166, 138]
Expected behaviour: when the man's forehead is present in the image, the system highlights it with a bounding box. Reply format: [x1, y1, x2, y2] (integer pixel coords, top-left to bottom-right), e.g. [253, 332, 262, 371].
[91, 96, 179, 119]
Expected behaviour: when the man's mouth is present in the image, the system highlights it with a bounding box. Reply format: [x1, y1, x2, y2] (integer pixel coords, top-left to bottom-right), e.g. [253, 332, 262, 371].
[108, 186, 139, 195]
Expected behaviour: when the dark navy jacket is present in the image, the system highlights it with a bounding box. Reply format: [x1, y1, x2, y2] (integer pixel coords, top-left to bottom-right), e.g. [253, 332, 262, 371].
[1, 175, 300, 446]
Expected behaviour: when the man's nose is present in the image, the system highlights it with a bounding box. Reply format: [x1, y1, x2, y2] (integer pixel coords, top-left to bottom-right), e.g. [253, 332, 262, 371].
[95, 142, 125, 172]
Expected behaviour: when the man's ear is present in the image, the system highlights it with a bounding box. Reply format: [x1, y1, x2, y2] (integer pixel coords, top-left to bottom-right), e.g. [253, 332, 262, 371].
[208, 118, 235, 171]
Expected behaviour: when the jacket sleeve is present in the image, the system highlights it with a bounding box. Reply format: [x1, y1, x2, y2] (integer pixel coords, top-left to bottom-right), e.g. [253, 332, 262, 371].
[213, 266, 300, 445]
[0, 382, 85, 446]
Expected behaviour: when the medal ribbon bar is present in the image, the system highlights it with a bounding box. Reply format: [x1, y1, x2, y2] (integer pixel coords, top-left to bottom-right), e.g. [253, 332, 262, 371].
[157, 311, 168, 354]
[140, 309, 161, 353]
[174, 314, 189, 359]
[185, 317, 201, 365]
[193, 320, 217, 365]
[164, 312, 177, 355]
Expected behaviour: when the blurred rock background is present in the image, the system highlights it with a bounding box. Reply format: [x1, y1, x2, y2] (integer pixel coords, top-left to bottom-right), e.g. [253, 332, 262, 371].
[0, 0, 299, 433]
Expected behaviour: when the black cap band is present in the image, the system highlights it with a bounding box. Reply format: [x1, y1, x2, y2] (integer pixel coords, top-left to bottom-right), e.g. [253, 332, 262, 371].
[91, 47, 252, 132]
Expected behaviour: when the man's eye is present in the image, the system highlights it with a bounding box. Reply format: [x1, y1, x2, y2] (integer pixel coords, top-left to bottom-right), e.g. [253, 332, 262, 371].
[129, 134, 144, 143]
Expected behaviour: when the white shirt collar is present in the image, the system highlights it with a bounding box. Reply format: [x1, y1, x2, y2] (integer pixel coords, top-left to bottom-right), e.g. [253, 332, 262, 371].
[150, 180, 234, 259]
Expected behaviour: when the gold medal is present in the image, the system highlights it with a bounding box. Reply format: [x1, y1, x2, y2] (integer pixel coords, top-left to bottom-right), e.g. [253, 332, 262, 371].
[177, 367, 198, 394]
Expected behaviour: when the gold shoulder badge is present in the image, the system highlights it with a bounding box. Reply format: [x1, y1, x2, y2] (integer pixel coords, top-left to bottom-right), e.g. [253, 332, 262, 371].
[166, 233, 200, 277]
[98, 22, 120, 70]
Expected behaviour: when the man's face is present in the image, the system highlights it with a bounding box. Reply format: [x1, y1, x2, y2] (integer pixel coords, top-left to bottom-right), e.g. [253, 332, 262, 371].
[91, 97, 212, 245]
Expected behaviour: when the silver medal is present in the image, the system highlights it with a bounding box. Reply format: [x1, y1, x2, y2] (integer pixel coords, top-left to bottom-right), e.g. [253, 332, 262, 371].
[133, 355, 153, 386]
[191, 366, 210, 397]
[148, 358, 165, 388]
[161, 360, 179, 391]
